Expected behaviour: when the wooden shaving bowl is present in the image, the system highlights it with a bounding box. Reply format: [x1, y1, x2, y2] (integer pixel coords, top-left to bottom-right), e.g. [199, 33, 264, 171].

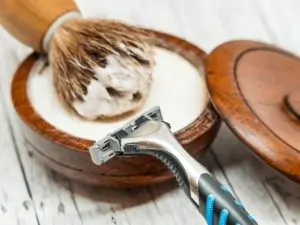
[11, 30, 221, 188]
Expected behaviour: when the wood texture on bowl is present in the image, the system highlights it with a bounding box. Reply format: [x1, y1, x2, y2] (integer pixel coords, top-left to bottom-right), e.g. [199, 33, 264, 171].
[205, 40, 300, 183]
[11, 30, 221, 188]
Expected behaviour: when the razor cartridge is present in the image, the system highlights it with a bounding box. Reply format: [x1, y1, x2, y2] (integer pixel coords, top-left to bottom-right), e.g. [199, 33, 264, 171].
[89, 106, 166, 165]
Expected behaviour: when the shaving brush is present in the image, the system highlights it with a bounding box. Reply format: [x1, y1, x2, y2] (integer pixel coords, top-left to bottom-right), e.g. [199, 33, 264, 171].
[50, 19, 154, 120]
[0, 0, 154, 120]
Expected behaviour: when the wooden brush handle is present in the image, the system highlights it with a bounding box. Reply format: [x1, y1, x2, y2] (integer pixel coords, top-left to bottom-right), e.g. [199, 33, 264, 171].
[0, 0, 80, 51]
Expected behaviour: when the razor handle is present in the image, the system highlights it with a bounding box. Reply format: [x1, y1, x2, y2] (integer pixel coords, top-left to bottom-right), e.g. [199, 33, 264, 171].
[120, 120, 258, 225]
[89, 108, 258, 225]
[150, 150, 257, 225]
[196, 173, 257, 225]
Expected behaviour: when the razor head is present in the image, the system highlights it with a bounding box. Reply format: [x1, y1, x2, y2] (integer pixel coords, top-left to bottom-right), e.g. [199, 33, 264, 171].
[89, 136, 120, 165]
[89, 106, 165, 165]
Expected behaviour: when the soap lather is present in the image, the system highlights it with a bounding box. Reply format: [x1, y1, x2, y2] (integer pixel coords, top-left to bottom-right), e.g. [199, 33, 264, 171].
[0, 0, 155, 120]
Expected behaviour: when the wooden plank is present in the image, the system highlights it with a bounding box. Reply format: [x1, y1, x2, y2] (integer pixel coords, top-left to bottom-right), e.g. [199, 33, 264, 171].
[69, 180, 199, 225]
[264, 175, 300, 225]
[212, 125, 288, 225]
[1, 0, 300, 224]
[0, 30, 38, 225]
[19, 143, 86, 225]
[0, 96, 38, 225]
[253, 0, 300, 53]
[0, 27, 86, 225]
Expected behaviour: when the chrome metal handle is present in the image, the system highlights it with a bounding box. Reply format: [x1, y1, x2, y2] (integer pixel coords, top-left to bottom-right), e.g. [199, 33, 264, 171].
[120, 120, 209, 204]
[120, 120, 257, 225]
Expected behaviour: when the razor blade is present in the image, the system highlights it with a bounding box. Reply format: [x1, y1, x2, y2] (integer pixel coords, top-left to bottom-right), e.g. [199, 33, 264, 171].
[89, 106, 166, 165]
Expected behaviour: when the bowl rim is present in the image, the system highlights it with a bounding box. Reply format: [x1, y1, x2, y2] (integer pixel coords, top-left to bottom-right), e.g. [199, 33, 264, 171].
[11, 29, 219, 153]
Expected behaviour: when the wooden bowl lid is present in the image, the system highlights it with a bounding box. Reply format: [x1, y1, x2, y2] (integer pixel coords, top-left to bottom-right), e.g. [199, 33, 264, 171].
[205, 40, 300, 183]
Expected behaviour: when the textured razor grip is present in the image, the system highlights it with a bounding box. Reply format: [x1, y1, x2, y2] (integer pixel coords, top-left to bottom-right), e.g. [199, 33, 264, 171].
[132, 146, 257, 224]
[122, 146, 191, 196]
[198, 173, 257, 225]
[149, 151, 190, 196]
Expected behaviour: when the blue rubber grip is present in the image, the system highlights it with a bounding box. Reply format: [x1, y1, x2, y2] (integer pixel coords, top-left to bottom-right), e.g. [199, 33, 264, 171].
[218, 209, 229, 225]
[206, 194, 215, 225]
[199, 173, 258, 225]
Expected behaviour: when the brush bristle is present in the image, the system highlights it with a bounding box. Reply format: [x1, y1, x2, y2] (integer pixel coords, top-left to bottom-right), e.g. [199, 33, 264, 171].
[48, 18, 154, 120]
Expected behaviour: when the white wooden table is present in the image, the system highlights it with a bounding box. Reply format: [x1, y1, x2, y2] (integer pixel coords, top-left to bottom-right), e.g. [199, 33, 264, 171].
[1, 1, 300, 224]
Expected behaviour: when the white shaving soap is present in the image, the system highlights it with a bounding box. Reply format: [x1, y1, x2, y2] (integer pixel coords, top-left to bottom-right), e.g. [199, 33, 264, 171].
[27, 47, 208, 141]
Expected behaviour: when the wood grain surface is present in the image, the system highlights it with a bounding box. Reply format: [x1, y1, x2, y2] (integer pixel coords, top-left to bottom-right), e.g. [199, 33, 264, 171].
[285, 92, 300, 120]
[1, 0, 300, 224]
[205, 40, 300, 183]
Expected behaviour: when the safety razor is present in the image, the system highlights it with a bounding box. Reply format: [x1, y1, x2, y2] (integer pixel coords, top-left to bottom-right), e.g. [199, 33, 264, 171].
[89, 106, 257, 225]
